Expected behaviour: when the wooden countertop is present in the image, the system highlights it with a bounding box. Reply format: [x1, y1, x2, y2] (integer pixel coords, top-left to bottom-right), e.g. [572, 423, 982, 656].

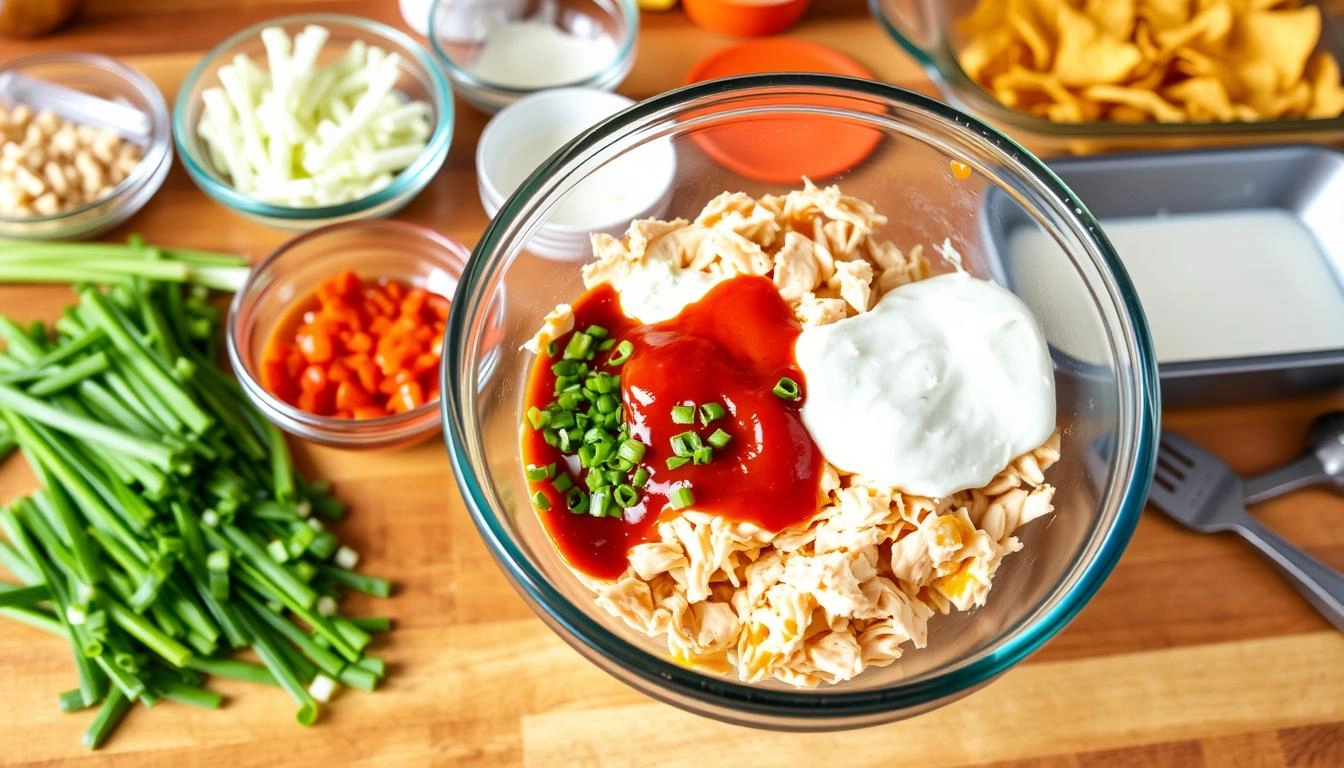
[2, 2, 1342, 765]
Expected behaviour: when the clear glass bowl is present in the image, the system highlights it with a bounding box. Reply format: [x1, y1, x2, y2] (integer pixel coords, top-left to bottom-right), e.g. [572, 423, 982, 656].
[173, 14, 453, 231]
[427, 0, 638, 114]
[229, 220, 472, 450]
[0, 53, 171, 240]
[441, 74, 1159, 729]
[869, 0, 1344, 154]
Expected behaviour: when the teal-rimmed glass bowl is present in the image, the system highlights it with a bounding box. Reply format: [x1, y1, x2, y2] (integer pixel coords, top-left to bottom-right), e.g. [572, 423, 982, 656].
[172, 14, 453, 230]
[427, 0, 638, 114]
[441, 74, 1158, 729]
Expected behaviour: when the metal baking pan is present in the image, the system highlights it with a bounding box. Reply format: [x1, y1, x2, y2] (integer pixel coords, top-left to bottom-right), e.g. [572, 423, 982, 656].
[985, 143, 1344, 407]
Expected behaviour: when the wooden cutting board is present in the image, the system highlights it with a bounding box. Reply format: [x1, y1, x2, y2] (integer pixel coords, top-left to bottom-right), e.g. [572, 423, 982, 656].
[1, 2, 1342, 765]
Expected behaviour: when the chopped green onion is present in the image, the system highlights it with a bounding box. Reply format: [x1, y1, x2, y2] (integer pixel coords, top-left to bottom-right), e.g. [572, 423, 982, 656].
[577, 443, 597, 468]
[692, 446, 713, 465]
[532, 490, 551, 511]
[524, 463, 553, 482]
[526, 404, 544, 428]
[349, 616, 392, 633]
[565, 487, 588, 514]
[591, 373, 617, 394]
[707, 428, 732, 449]
[617, 439, 646, 463]
[670, 431, 703, 457]
[585, 324, 608, 339]
[589, 489, 609, 519]
[562, 332, 594, 361]
[671, 404, 695, 424]
[773, 377, 801, 400]
[668, 486, 696, 510]
[551, 360, 585, 377]
[666, 456, 690, 471]
[552, 473, 574, 493]
[584, 470, 605, 492]
[607, 340, 634, 366]
[82, 687, 131, 750]
[598, 338, 615, 351]
[632, 467, 650, 487]
[613, 485, 639, 508]
[267, 539, 290, 563]
[699, 402, 726, 425]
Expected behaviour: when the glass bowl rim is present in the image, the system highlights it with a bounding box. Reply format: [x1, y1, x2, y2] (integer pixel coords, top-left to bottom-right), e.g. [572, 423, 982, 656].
[442, 72, 1159, 719]
[171, 12, 454, 222]
[427, 0, 640, 96]
[866, 0, 1344, 139]
[0, 51, 172, 226]
[228, 219, 468, 444]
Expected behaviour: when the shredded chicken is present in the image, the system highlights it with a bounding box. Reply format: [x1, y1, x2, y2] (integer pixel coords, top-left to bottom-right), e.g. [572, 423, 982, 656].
[541, 180, 1060, 687]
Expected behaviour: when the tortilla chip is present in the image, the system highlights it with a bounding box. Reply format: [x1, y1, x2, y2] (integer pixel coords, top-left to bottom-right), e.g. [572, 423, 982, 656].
[1137, 0, 1191, 30]
[991, 66, 1093, 121]
[1229, 7, 1320, 90]
[1108, 104, 1155, 122]
[1266, 79, 1314, 118]
[955, 0, 1344, 123]
[1306, 52, 1344, 118]
[1153, 2, 1233, 53]
[1163, 75, 1236, 120]
[1085, 0, 1136, 40]
[1007, 0, 1060, 70]
[960, 26, 1021, 82]
[1083, 83, 1189, 121]
[1054, 3, 1144, 85]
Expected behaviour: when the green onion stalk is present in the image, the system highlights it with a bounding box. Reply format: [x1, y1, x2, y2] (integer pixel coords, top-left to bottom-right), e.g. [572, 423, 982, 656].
[0, 238, 391, 750]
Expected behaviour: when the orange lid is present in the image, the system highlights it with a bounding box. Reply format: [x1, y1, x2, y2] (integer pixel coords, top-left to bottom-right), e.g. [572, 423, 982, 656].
[682, 0, 811, 38]
[684, 39, 882, 183]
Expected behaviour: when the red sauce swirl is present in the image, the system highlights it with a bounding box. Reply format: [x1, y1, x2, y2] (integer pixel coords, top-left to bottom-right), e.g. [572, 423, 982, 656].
[521, 275, 824, 579]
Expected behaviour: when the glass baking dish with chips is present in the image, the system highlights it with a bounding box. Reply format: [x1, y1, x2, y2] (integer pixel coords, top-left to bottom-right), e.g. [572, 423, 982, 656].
[869, 0, 1344, 154]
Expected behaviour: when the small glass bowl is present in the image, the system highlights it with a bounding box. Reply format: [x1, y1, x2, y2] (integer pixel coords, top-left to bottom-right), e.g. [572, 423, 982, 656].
[173, 14, 453, 231]
[428, 0, 638, 113]
[0, 53, 171, 240]
[228, 220, 471, 450]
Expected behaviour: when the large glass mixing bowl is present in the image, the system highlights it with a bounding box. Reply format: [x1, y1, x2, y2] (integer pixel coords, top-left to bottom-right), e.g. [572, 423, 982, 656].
[441, 74, 1158, 730]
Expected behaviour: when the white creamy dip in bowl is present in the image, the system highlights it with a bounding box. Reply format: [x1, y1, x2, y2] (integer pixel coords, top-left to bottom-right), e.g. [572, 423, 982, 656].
[427, 0, 637, 113]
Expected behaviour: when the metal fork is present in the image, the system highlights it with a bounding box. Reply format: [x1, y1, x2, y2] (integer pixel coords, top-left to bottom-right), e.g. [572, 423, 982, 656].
[1147, 431, 1344, 633]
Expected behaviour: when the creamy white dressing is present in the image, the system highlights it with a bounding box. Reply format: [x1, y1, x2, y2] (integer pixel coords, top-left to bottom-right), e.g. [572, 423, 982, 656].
[608, 258, 725, 324]
[1006, 210, 1344, 364]
[794, 272, 1056, 497]
[468, 21, 618, 88]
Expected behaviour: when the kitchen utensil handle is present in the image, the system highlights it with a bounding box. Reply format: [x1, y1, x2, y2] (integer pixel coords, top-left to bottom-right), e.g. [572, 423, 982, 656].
[1243, 454, 1327, 505]
[1237, 517, 1344, 633]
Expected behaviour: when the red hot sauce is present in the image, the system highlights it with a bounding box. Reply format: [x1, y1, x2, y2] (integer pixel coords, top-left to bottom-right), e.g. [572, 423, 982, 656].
[521, 275, 824, 579]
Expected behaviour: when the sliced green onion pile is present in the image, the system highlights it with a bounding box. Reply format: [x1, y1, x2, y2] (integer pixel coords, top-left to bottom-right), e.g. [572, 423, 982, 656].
[0, 264, 390, 749]
[526, 325, 652, 518]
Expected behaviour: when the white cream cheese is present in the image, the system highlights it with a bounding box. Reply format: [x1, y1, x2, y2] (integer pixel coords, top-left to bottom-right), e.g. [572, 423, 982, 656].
[794, 271, 1056, 497]
[607, 258, 725, 324]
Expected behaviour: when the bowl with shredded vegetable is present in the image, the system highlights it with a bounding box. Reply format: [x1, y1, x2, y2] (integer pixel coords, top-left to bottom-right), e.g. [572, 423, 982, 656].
[173, 14, 453, 230]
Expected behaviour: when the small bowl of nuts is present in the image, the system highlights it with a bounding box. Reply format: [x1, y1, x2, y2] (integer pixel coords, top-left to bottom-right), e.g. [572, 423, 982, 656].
[0, 53, 172, 240]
